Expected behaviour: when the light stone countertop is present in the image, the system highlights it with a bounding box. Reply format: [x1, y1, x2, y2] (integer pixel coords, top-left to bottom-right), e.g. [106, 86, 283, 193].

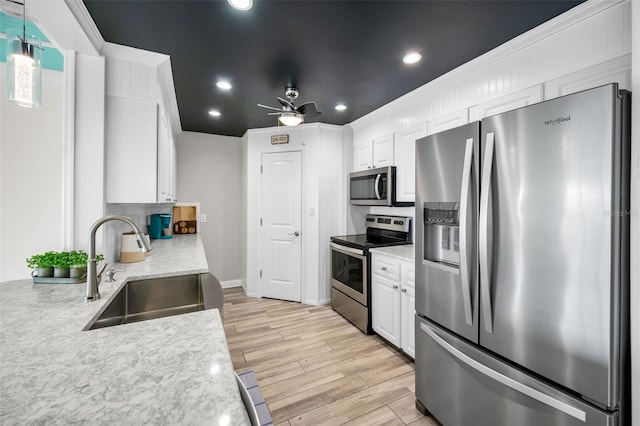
[369, 244, 415, 263]
[0, 235, 250, 426]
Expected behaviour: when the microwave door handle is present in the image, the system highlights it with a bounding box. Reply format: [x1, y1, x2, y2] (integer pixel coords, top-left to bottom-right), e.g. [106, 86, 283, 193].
[374, 174, 382, 199]
[479, 132, 495, 334]
[458, 137, 474, 326]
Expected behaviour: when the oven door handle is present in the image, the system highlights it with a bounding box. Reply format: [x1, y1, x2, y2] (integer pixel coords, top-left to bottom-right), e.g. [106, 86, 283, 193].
[330, 242, 366, 258]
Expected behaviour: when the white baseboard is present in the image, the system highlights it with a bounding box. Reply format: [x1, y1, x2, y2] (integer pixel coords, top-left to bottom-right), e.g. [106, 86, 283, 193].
[220, 279, 243, 289]
[303, 298, 331, 306]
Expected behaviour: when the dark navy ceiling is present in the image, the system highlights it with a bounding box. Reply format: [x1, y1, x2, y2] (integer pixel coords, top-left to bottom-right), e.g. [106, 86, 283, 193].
[83, 0, 584, 137]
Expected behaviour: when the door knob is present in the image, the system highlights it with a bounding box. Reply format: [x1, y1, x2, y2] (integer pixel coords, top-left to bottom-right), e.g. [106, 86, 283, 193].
[289, 231, 300, 237]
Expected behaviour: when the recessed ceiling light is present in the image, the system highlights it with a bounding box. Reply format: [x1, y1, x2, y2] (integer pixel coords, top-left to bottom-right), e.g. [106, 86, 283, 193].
[216, 81, 232, 90]
[403, 52, 422, 65]
[228, 0, 252, 10]
[208, 109, 221, 117]
[335, 104, 347, 111]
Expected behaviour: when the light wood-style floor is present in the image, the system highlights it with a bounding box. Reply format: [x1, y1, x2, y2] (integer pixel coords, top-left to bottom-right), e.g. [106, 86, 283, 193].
[223, 288, 438, 426]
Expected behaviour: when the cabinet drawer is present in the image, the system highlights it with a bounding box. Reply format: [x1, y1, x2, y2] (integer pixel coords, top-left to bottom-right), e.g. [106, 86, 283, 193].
[372, 257, 400, 281]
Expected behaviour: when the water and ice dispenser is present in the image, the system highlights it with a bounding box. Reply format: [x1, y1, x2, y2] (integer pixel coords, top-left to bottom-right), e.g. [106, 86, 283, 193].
[423, 202, 460, 266]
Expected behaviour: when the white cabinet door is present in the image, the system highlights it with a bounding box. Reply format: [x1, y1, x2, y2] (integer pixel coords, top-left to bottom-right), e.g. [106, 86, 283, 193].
[371, 274, 401, 347]
[157, 112, 177, 203]
[354, 141, 373, 171]
[394, 124, 426, 203]
[427, 108, 469, 136]
[106, 96, 158, 203]
[400, 263, 416, 359]
[544, 54, 631, 100]
[469, 84, 543, 121]
[373, 134, 394, 167]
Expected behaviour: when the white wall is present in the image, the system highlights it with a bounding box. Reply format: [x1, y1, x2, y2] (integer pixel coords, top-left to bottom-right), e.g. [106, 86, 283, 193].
[73, 53, 106, 251]
[0, 67, 65, 281]
[176, 131, 242, 284]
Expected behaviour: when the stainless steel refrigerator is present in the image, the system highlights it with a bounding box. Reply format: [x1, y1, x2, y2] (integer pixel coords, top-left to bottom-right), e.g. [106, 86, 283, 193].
[414, 84, 630, 426]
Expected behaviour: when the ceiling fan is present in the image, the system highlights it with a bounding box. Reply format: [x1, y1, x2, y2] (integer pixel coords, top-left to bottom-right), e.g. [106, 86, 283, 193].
[257, 87, 322, 126]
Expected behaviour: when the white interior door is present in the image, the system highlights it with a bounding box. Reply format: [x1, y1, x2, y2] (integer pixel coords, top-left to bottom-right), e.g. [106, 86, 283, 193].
[260, 151, 302, 302]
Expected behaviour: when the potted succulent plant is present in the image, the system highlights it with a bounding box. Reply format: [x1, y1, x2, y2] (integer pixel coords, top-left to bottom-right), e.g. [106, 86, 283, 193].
[26, 251, 57, 278]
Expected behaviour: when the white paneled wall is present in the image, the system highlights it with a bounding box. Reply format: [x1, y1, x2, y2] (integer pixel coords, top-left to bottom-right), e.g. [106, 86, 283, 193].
[350, 0, 631, 148]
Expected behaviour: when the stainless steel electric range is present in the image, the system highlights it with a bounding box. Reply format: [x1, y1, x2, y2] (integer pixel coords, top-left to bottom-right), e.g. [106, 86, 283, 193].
[330, 214, 412, 334]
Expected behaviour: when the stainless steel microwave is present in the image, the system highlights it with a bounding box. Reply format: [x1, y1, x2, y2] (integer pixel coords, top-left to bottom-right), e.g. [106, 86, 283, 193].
[350, 166, 412, 206]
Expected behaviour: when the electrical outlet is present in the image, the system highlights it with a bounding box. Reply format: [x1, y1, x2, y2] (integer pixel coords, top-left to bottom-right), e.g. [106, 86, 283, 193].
[200, 214, 207, 223]
[308, 208, 315, 217]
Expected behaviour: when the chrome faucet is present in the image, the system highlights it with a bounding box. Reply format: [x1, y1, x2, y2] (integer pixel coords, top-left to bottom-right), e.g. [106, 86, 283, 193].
[85, 215, 152, 302]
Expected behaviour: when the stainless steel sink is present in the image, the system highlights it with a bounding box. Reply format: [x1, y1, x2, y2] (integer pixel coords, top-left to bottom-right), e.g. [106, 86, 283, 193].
[85, 273, 223, 330]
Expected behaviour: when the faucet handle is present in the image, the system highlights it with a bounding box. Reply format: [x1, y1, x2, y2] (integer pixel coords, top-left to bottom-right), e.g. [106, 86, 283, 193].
[105, 268, 124, 283]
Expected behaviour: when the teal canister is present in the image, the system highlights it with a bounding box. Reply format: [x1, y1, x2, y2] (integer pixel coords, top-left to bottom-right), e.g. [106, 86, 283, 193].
[148, 214, 163, 239]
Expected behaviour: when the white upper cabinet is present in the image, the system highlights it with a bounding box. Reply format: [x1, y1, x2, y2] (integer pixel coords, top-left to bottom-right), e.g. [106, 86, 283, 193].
[354, 141, 374, 171]
[372, 134, 394, 167]
[354, 134, 394, 170]
[106, 96, 176, 203]
[106, 96, 158, 203]
[394, 124, 426, 203]
[157, 111, 177, 203]
[469, 85, 543, 122]
[427, 108, 469, 135]
[544, 54, 631, 100]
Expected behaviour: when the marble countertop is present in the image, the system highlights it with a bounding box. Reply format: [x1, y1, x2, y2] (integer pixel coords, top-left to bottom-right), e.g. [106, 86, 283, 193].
[370, 244, 415, 262]
[0, 235, 249, 425]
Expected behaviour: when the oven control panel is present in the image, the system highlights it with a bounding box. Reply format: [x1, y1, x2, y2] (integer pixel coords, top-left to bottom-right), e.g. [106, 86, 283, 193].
[365, 214, 411, 233]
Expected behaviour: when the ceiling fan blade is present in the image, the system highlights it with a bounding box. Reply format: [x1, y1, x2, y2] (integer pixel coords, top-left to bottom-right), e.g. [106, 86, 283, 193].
[257, 103, 283, 112]
[297, 102, 322, 118]
[304, 110, 322, 118]
[277, 97, 296, 110]
[267, 112, 282, 116]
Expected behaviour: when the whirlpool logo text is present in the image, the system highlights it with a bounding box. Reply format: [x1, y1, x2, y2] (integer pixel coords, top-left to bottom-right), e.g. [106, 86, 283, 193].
[544, 116, 571, 126]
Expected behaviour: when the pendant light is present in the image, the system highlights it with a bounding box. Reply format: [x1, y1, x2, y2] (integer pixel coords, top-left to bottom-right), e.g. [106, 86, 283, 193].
[6, 0, 42, 108]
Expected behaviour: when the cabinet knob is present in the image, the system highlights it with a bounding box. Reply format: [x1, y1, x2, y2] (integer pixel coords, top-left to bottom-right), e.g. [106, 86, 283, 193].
[401, 288, 407, 293]
[393, 285, 399, 289]
[381, 266, 387, 271]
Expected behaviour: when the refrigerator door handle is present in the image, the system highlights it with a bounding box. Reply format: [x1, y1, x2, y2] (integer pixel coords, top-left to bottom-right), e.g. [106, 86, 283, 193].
[374, 174, 382, 199]
[458, 137, 474, 325]
[419, 322, 587, 422]
[479, 132, 495, 333]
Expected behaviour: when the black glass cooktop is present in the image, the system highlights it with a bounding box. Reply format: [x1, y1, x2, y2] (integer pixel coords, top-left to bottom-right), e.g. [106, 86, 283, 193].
[330, 234, 410, 250]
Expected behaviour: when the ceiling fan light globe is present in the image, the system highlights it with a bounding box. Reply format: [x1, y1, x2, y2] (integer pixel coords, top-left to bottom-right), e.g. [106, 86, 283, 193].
[278, 113, 304, 126]
[228, 0, 252, 10]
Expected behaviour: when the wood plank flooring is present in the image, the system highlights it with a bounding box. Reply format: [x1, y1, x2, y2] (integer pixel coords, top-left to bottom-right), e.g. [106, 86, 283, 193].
[223, 288, 438, 426]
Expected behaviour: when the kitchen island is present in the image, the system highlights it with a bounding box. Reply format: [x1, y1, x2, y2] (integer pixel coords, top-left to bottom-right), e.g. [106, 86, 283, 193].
[0, 235, 249, 425]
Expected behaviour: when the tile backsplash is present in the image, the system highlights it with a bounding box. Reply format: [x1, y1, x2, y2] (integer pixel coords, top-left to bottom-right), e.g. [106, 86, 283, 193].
[103, 203, 175, 264]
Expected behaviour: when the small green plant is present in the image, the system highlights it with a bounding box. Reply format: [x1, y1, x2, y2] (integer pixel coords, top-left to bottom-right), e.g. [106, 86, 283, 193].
[26, 251, 57, 269]
[69, 251, 104, 269]
[53, 251, 73, 269]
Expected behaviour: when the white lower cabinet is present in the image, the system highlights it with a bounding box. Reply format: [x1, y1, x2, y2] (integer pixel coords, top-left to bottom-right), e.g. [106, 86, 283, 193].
[371, 252, 415, 358]
[400, 266, 415, 358]
[372, 274, 401, 347]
